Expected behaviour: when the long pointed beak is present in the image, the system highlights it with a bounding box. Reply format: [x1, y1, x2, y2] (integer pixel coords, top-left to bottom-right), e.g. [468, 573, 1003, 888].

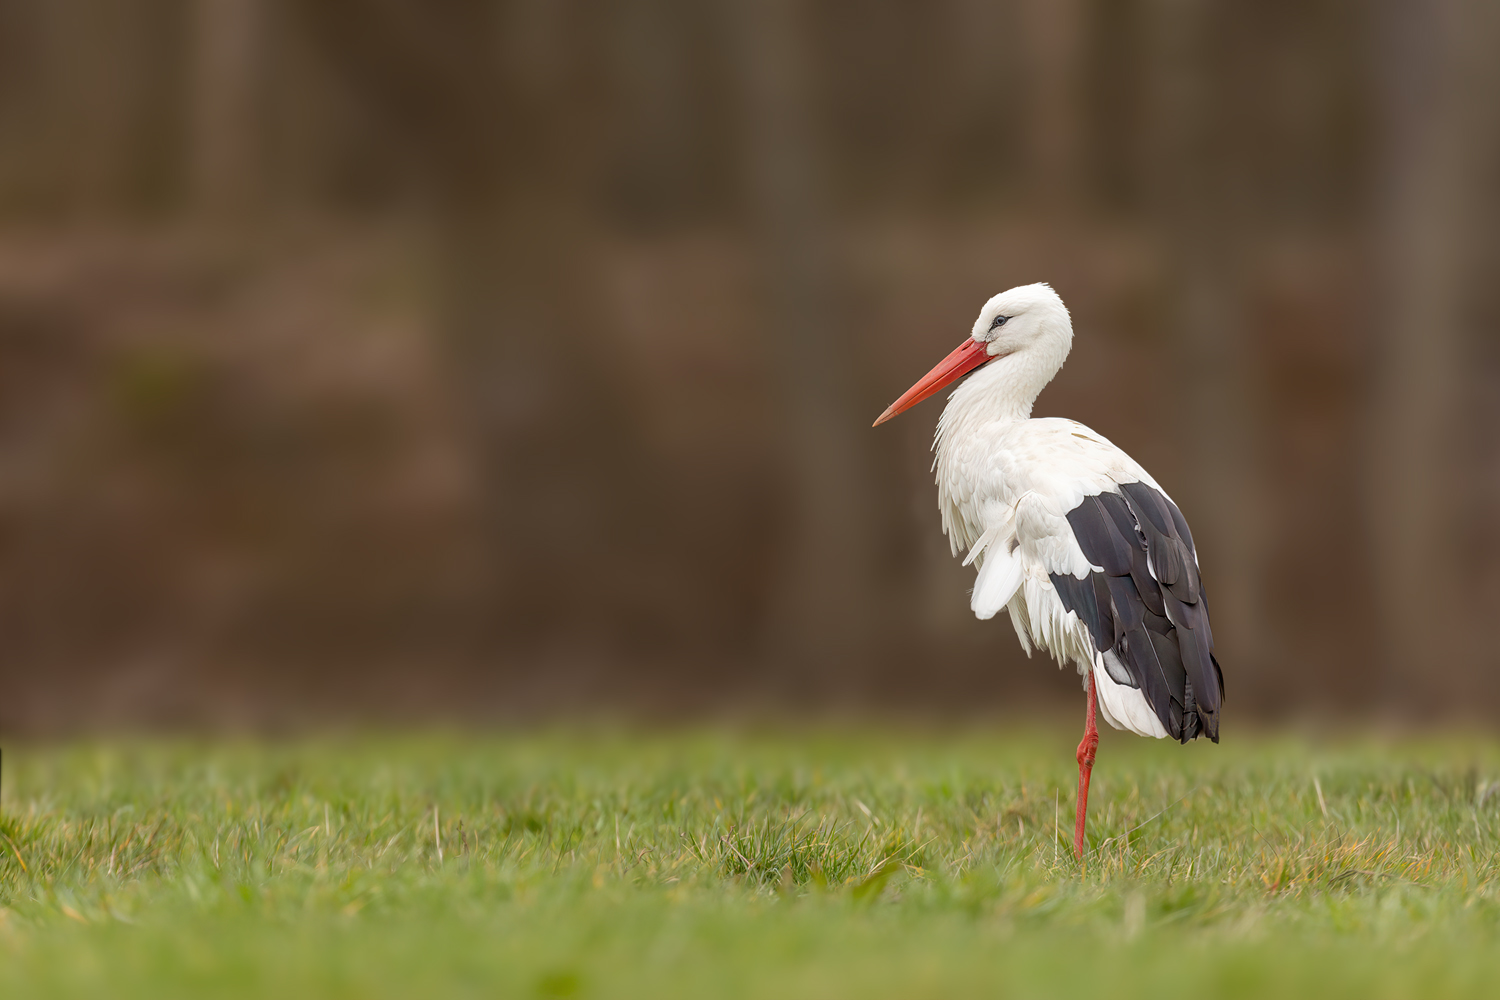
[872, 337, 993, 426]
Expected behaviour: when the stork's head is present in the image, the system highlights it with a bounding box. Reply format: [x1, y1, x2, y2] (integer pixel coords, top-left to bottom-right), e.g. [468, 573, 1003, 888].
[873, 283, 1072, 426]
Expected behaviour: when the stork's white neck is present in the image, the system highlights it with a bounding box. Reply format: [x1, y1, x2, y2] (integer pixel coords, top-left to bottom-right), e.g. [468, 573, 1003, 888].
[930, 343, 1069, 557]
[935, 340, 1069, 441]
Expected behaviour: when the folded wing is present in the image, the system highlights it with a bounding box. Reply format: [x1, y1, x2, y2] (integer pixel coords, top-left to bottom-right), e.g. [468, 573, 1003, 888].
[1052, 483, 1223, 743]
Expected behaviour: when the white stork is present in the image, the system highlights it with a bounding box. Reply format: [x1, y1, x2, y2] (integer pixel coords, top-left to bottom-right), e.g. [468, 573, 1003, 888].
[874, 283, 1222, 858]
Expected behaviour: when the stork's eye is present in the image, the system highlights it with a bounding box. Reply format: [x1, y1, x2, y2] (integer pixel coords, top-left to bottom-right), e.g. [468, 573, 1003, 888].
[989, 315, 1008, 331]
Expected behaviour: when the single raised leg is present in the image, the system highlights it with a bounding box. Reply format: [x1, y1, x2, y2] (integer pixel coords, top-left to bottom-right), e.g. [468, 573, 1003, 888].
[1074, 671, 1099, 858]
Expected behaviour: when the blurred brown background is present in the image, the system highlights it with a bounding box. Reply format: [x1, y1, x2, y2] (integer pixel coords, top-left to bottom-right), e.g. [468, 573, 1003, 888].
[1, 0, 1498, 732]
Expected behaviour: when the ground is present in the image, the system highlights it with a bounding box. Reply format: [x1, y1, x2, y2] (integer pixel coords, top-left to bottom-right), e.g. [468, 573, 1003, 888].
[2, 726, 1500, 998]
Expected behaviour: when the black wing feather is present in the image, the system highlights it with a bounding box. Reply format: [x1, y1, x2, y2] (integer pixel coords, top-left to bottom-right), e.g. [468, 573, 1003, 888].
[1070, 496, 1132, 576]
[1050, 572, 1106, 652]
[1098, 493, 1168, 617]
[1058, 483, 1223, 743]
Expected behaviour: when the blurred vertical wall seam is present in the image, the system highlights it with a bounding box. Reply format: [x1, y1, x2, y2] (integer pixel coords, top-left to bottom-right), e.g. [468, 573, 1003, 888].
[0, 0, 1495, 730]
[1369, 0, 1494, 714]
[192, 0, 263, 216]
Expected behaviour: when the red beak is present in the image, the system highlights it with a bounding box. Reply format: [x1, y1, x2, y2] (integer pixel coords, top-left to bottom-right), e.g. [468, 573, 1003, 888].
[872, 338, 993, 427]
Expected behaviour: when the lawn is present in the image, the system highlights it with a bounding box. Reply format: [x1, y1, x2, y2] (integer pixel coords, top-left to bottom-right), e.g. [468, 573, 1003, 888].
[3, 726, 1500, 998]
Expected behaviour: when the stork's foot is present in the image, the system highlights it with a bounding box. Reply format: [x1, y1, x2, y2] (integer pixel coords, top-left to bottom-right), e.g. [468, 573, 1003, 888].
[1073, 673, 1100, 860]
[1073, 738, 1096, 859]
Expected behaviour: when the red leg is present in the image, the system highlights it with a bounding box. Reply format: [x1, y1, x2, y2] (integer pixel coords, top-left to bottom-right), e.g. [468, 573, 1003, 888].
[1074, 671, 1099, 859]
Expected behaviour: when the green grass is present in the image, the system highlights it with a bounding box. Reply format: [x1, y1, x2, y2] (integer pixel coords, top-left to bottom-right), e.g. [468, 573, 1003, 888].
[4, 726, 1500, 998]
